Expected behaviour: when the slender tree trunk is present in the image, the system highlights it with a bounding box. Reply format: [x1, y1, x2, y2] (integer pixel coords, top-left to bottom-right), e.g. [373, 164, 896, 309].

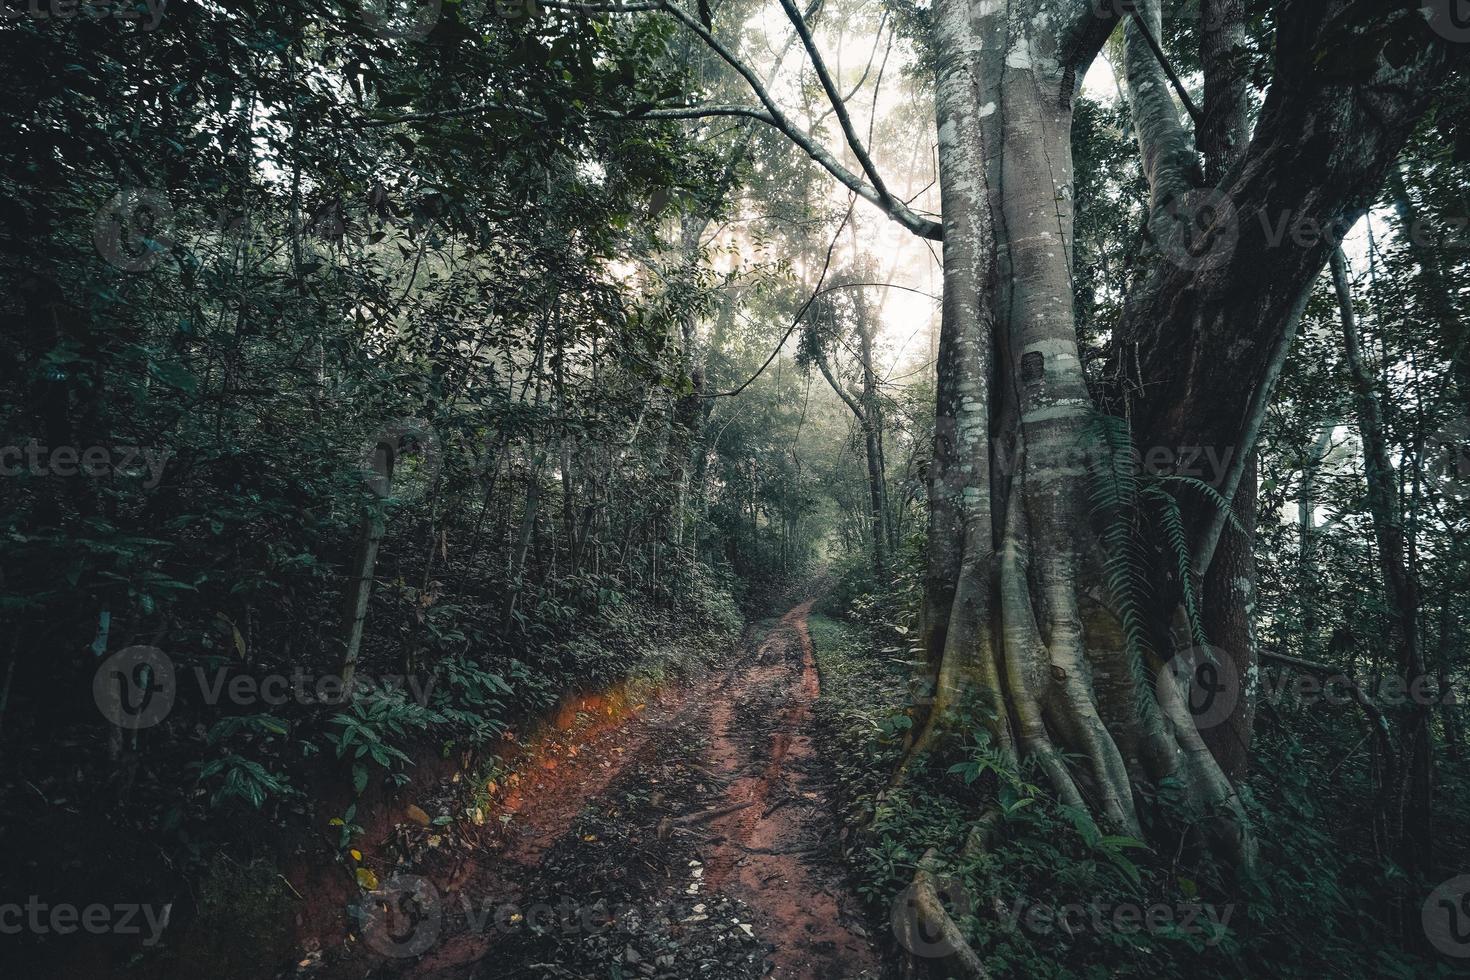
[551, 310, 574, 547]
[1436, 599, 1462, 763]
[1332, 246, 1434, 889]
[1386, 163, 1470, 411]
[1298, 426, 1334, 659]
[810, 339, 889, 578]
[505, 303, 553, 623]
[340, 443, 393, 689]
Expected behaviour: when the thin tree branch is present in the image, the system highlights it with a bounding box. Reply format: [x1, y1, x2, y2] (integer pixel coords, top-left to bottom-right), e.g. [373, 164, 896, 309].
[707, 197, 856, 398]
[633, 104, 775, 122]
[543, 0, 942, 240]
[810, 281, 939, 302]
[817, 21, 885, 132]
[1127, 9, 1203, 127]
[810, 334, 867, 422]
[359, 99, 776, 129]
[776, 0, 897, 213]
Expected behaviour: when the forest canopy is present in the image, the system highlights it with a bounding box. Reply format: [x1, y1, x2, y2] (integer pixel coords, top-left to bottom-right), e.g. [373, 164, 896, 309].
[0, 0, 1468, 977]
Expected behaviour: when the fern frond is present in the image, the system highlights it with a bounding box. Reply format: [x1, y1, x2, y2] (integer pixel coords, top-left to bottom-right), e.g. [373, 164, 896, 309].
[1158, 474, 1247, 536]
[1143, 485, 1207, 647]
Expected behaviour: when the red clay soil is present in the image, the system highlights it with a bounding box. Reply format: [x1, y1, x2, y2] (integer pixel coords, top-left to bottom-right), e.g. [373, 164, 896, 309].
[343, 600, 889, 980]
[699, 600, 881, 979]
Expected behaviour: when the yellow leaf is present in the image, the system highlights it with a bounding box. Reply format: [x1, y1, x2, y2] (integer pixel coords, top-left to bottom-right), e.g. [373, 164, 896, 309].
[328, 817, 345, 827]
[349, 849, 362, 862]
[355, 867, 378, 890]
[215, 612, 247, 659]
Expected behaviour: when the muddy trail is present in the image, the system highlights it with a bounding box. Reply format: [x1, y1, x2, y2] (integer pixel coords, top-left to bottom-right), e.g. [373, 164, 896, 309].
[348, 601, 894, 980]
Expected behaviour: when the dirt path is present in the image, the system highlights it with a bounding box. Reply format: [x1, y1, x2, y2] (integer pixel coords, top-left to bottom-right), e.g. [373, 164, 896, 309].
[698, 601, 881, 978]
[348, 601, 889, 980]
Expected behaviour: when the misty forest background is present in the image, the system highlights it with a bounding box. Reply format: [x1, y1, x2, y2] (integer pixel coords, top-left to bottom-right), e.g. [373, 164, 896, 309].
[1, 0, 1469, 977]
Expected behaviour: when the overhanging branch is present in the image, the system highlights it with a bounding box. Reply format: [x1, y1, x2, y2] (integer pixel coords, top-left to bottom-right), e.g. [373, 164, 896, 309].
[359, 99, 774, 128]
[775, 0, 899, 215]
[542, 0, 942, 240]
[1127, 9, 1202, 127]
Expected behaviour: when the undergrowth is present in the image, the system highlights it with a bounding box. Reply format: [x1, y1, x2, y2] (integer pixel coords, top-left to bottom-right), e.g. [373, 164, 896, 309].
[808, 573, 1470, 979]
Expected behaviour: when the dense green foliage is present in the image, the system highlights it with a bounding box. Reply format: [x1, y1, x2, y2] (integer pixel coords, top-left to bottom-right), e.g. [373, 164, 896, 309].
[1, 1, 1467, 977]
[813, 577, 1470, 978]
[0, 0, 783, 949]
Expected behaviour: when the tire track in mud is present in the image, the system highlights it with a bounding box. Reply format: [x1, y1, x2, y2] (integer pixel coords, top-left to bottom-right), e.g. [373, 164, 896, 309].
[349, 601, 887, 980]
[698, 600, 881, 979]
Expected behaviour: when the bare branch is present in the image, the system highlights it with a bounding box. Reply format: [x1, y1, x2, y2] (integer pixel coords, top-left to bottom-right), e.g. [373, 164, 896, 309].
[810, 11, 886, 130]
[632, 104, 774, 122]
[1123, 0, 1200, 217]
[359, 98, 775, 130]
[776, 0, 898, 212]
[708, 197, 856, 399]
[542, 0, 942, 240]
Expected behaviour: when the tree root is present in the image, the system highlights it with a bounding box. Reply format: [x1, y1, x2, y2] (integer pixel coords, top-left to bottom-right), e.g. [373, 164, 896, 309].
[656, 800, 758, 840]
[672, 799, 756, 825]
[897, 811, 1001, 980]
[905, 853, 992, 980]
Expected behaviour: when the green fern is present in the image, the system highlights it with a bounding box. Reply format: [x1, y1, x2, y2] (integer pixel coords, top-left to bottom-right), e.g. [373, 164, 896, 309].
[1143, 484, 1207, 648]
[1084, 413, 1248, 718]
[1158, 474, 1247, 537]
[1084, 413, 1157, 721]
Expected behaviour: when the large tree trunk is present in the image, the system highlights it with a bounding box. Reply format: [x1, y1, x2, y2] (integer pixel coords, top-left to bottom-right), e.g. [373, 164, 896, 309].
[907, 0, 1458, 865]
[913, 0, 1241, 850]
